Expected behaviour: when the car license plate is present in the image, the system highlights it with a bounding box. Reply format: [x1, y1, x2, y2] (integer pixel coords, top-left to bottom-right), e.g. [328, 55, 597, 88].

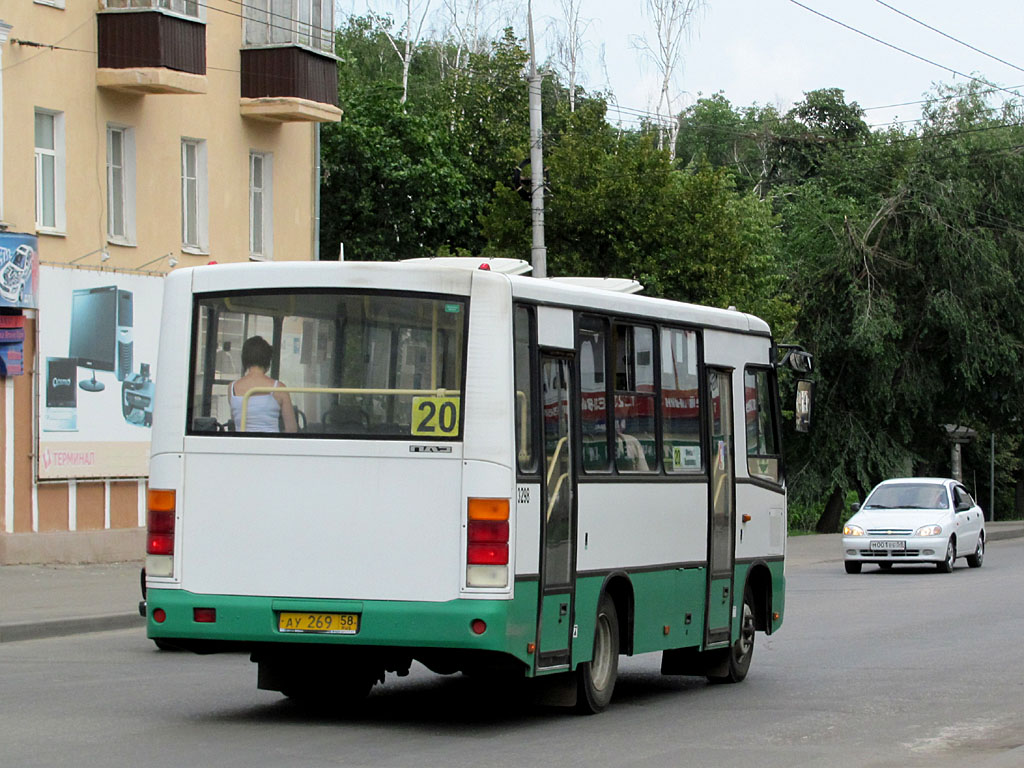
[278, 611, 359, 634]
[869, 540, 906, 551]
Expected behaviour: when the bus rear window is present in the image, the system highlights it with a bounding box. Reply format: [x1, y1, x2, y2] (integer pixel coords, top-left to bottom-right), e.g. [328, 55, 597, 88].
[188, 290, 467, 438]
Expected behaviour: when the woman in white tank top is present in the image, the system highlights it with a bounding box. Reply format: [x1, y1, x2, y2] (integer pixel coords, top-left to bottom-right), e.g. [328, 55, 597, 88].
[229, 336, 298, 433]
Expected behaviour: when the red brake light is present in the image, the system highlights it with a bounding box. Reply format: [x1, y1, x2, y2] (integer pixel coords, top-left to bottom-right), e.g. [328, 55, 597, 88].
[193, 608, 216, 623]
[147, 533, 174, 556]
[148, 509, 174, 534]
[147, 491, 176, 556]
[468, 520, 509, 543]
[467, 542, 508, 565]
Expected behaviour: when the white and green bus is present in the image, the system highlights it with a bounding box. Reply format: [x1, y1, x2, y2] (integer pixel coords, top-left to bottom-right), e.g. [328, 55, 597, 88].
[145, 258, 813, 713]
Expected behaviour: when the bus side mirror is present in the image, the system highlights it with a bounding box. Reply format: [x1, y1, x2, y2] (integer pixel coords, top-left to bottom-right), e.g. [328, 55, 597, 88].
[795, 379, 814, 433]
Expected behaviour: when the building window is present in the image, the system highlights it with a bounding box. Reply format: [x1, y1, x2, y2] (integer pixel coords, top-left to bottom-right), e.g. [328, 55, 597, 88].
[243, 0, 335, 53]
[103, 0, 202, 21]
[107, 125, 137, 245]
[34, 109, 66, 233]
[249, 152, 273, 260]
[181, 138, 208, 253]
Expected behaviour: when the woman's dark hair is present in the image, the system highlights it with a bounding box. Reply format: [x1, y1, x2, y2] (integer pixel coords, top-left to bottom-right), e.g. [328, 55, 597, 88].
[241, 336, 273, 371]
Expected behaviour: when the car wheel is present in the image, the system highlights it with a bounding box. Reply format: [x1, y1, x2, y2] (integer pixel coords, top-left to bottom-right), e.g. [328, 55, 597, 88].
[576, 593, 619, 714]
[845, 561, 862, 574]
[708, 586, 756, 684]
[966, 535, 985, 568]
[937, 539, 956, 573]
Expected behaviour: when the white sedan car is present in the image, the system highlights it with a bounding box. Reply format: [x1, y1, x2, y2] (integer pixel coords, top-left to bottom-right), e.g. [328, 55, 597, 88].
[842, 478, 986, 573]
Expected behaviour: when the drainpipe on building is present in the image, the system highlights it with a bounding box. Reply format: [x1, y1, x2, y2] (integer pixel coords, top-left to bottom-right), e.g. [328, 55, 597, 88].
[313, 123, 321, 261]
[0, 19, 12, 225]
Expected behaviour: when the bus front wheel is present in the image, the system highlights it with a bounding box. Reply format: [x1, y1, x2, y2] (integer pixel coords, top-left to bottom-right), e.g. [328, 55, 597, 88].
[708, 586, 755, 684]
[576, 593, 619, 714]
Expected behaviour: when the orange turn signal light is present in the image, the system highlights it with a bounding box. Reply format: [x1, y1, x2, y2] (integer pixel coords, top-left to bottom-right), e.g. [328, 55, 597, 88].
[148, 489, 176, 513]
[468, 498, 509, 521]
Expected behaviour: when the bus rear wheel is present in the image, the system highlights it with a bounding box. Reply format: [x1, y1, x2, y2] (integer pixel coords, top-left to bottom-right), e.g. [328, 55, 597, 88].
[708, 586, 755, 684]
[576, 594, 619, 714]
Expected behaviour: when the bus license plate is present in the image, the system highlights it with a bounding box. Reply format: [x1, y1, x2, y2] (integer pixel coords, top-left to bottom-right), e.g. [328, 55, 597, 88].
[278, 612, 359, 634]
[870, 540, 906, 550]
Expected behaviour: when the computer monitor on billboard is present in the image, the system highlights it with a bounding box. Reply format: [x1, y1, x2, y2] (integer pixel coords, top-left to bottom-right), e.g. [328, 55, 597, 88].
[68, 285, 118, 392]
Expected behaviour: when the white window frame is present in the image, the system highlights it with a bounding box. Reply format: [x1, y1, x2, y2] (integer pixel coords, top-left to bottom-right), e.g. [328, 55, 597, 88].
[249, 151, 274, 261]
[102, 0, 204, 22]
[107, 124, 137, 246]
[34, 108, 66, 235]
[243, 0, 335, 54]
[34, 0, 66, 9]
[181, 138, 209, 254]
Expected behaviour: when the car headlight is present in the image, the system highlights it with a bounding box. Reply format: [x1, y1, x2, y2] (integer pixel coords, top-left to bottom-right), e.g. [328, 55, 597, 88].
[843, 524, 865, 536]
[915, 524, 943, 536]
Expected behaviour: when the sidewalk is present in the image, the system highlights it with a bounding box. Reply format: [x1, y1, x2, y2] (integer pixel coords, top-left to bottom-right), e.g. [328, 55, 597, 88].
[2, 522, 1023, 643]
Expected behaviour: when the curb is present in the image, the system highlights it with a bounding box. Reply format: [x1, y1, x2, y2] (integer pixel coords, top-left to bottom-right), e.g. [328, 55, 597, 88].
[986, 527, 1024, 542]
[0, 613, 145, 644]
[1, 527, 1020, 645]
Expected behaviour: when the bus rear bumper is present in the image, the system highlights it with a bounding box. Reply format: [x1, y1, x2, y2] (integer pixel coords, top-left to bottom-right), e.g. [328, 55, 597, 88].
[146, 588, 534, 666]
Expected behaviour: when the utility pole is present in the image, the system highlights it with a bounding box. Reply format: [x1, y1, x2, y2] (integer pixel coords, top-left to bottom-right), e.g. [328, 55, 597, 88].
[527, 0, 547, 277]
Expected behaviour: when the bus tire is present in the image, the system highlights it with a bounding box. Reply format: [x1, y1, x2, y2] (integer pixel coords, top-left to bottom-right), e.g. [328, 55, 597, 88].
[708, 586, 755, 684]
[576, 593, 619, 714]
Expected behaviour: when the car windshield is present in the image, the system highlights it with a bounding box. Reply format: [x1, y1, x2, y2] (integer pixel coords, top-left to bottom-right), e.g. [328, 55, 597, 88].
[864, 483, 949, 510]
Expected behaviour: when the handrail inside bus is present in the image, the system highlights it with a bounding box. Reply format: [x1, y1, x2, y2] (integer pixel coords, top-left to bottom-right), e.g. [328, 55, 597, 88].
[238, 386, 458, 431]
[546, 436, 568, 486]
[515, 390, 528, 463]
[547, 472, 569, 521]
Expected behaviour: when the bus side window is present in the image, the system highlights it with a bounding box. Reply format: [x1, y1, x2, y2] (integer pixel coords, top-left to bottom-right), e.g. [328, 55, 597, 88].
[661, 328, 701, 473]
[743, 367, 780, 484]
[514, 306, 537, 474]
[578, 315, 610, 473]
[613, 324, 656, 473]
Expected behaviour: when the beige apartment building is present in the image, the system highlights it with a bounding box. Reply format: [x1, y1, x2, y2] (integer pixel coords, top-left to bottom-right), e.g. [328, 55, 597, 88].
[0, 0, 340, 564]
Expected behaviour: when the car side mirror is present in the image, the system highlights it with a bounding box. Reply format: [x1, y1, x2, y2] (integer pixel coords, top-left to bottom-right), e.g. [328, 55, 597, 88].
[850, 502, 860, 513]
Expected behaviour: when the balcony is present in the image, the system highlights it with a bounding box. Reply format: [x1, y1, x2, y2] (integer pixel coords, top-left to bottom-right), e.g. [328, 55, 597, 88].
[239, 1, 340, 122]
[239, 47, 340, 122]
[96, 7, 207, 95]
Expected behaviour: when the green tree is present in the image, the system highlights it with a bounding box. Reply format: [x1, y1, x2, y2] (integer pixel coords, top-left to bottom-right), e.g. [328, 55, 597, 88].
[780, 83, 1024, 529]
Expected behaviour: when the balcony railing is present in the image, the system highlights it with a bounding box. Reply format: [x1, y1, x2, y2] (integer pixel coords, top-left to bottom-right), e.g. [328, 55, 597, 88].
[239, 0, 340, 122]
[243, 0, 334, 54]
[97, 3, 206, 94]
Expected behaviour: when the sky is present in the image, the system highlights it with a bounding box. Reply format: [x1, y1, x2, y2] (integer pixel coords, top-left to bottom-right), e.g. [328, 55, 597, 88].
[339, 0, 1024, 129]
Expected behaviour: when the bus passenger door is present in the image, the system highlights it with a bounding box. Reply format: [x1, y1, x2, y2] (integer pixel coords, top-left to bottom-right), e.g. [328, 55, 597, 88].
[536, 355, 575, 670]
[705, 368, 736, 648]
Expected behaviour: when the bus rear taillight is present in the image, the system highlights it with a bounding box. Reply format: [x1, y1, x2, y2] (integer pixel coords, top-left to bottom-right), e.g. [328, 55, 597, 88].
[466, 498, 509, 588]
[146, 489, 176, 577]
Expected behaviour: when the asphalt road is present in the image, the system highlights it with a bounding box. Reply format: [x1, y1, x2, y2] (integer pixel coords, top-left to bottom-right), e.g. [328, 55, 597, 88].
[2, 539, 1023, 768]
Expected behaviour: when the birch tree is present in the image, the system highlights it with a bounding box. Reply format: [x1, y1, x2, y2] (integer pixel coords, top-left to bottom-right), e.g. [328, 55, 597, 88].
[376, 0, 433, 105]
[633, 0, 705, 160]
[547, 0, 591, 112]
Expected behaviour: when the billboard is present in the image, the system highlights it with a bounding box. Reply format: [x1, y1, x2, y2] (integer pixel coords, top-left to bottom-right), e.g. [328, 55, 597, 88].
[37, 266, 164, 479]
[0, 232, 40, 310]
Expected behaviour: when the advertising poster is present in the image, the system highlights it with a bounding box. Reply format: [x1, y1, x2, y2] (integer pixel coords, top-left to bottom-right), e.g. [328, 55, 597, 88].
[37, 266, 164, 479]
[0, 315, 26, 376]
[0, 232, 40, 309]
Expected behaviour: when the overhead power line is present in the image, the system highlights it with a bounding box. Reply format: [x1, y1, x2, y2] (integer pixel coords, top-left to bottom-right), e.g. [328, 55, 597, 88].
[874, 0, 1024, 77]
[787, 0, 1024, 102]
